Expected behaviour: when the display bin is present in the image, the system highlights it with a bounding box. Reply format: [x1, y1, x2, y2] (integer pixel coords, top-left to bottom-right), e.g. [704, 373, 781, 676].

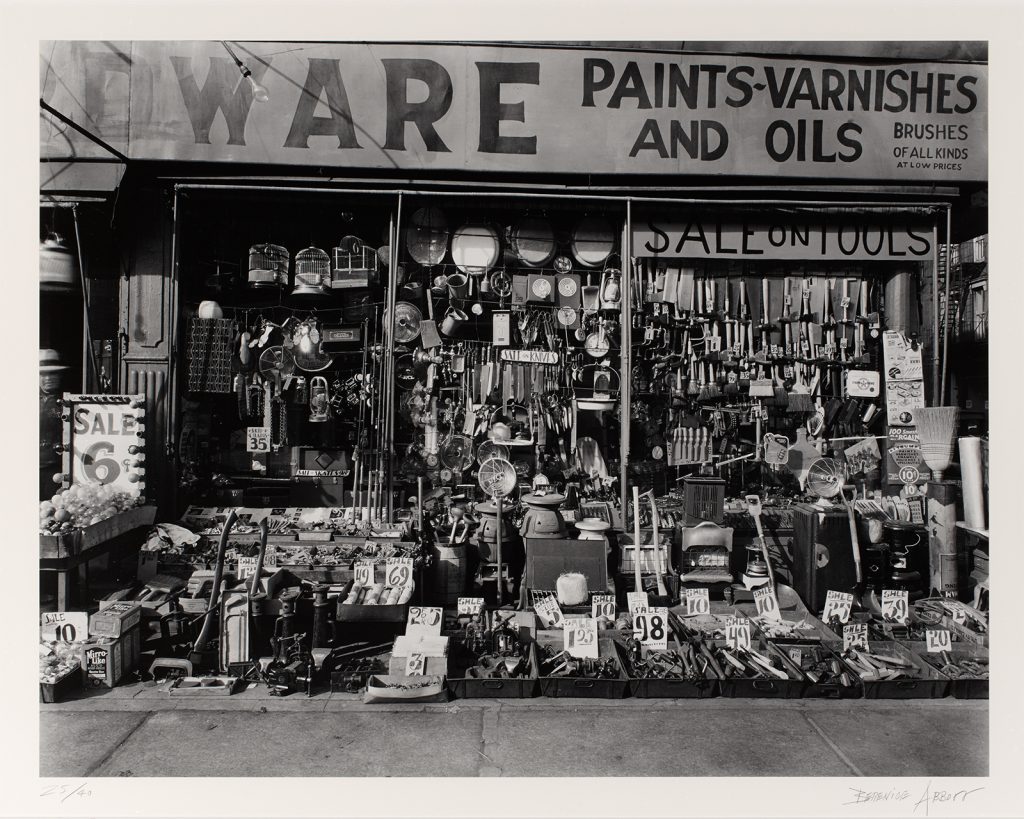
[336, 578, 411, 623]
[536, 634, 630, 699]
[446, 641, 540, 699]
[40, 669, 81, 703]
[910, 642, 988, 700]
[40, 505, 157, 559]
[782, 643, 862, 699]
[714, 637, 806, 699]
[624, 644, 720, 699]
[833, 640, 950, 700]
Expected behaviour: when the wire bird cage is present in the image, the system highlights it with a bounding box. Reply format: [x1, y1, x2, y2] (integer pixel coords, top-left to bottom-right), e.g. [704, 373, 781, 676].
[292, 246, 330, 295]
[247, 243, 290, 288]
[330, 236, 380, 289]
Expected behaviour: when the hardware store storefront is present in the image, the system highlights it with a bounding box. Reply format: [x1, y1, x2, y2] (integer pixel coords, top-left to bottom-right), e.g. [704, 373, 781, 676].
[39, 42, 989, 705]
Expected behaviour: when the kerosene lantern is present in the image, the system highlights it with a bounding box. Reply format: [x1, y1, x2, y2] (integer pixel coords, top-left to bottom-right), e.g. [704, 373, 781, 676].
[309, 376, 330, 423]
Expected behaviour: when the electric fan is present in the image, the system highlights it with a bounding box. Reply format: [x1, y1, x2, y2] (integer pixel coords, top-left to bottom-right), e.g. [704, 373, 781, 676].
[805, 457, 866, 593]
[439, 434, 474, 472]
[476, 440, 510, 466]
[391, 302, 423, 344]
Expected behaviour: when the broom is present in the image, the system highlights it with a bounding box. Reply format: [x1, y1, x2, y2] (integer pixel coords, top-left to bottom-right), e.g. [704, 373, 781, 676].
[916, 406, 960, 481]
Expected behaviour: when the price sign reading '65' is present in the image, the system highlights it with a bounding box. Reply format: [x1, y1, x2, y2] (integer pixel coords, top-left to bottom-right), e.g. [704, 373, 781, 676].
[62, 394, 146, 495]
[386, 557, 414, 588]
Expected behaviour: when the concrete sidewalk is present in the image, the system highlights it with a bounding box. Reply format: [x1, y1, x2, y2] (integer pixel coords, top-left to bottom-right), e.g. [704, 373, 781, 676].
[40, 685, 988, 777]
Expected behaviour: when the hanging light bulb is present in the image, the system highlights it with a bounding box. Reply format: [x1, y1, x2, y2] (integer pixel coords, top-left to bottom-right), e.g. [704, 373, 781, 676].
[246, 72, 270, 103]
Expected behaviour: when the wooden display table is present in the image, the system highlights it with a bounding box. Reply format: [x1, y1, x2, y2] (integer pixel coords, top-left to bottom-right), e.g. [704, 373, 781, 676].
[39, 506, 156, 611]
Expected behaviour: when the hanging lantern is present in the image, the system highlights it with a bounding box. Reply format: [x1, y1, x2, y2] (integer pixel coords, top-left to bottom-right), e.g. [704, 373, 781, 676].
[308, 376, 330, 422]
[40, 234, 77, 291]
[292, 247, 329, 295]
[247, 243, 289, 288]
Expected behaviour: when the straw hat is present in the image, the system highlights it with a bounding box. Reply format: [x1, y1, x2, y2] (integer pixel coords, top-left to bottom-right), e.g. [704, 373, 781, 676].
[39, 349, 69, 372]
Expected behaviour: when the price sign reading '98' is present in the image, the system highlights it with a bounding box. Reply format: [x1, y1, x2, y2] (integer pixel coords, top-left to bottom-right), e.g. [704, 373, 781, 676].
[386, 557, 414, 588]
[633, 607, 668, 649]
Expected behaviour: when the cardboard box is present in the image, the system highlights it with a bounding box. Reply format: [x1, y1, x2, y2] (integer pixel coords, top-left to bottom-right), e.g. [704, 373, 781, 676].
[79, 627, 140, 688]
[91, 602, 142, 638]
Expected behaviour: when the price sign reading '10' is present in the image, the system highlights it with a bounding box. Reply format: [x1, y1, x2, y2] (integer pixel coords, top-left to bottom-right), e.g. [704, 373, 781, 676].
[685, 588, 710, 617]
[591, 594, 616, 620]
[753, 585, 782, 621]
[62, 394, 147, 495]
[386, 557, 414, 588]
[40, 611, 89, 643]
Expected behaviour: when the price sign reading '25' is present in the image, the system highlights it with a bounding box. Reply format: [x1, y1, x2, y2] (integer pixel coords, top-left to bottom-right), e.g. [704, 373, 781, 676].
[61, 394, 146, 495]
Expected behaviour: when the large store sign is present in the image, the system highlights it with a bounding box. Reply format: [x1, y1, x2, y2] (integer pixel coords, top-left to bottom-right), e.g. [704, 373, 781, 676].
[41, 41, 986, 180]
[633, 215, 934, 260]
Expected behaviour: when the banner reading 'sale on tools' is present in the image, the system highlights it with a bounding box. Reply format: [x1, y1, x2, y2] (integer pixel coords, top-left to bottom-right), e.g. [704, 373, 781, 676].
[40, 41, 986, 180]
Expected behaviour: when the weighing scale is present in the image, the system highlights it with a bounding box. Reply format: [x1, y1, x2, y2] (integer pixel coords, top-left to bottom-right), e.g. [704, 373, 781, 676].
[478, 456, 516, 605]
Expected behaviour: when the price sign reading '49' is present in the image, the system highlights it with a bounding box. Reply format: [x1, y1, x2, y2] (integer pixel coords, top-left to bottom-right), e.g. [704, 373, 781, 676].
[61, 394, 147, 495]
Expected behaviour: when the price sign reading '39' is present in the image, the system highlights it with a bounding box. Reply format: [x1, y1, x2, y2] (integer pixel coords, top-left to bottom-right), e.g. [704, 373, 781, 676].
[60, 394, 147, 496]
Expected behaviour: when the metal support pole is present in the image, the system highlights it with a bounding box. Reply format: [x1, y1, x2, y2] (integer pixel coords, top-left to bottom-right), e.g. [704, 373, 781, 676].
[940, 205, 953, 405]
[620, 200, 633, 515]
[385, 193, 403, 522]
[931, 219, 940, 403]
[70, 205, 100, 393]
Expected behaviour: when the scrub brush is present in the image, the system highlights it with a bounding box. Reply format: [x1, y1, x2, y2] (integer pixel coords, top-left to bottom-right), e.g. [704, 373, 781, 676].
[705, 362, 721, 399]
[786, 362, 815, 414]
[772, 363, 790, 409]
[687, 351, 700, 397]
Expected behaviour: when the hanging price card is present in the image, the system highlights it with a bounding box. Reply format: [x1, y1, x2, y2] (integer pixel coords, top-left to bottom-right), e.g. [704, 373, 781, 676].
[407, 606, 443, 633]
[457, 597, 485, 616]
[236, 555, 259, 581]
[591, 594, 616, 620]
[246, 426, 270, 453]
[946, 602, 968, 625]
[753, 585, 783, 621]
[627, 591, 649, 615]
[822, 590, 854, 624]
[633, 607, 669, 649]
[386, 557, 414, 588]
[926, 628, 953, 653]
[263, 544, 278, 568]
[40, 611, 89, 644]
[563, 617, 599, 658]
[404, 653, 426, 675]
[725, 622, 752, 651]
[882, 589, 910, 625]
[685, 587, 711, 617]
[534, 595, 564, 628]
[354, 561, 375, 587]
[844, 623, 869, 651]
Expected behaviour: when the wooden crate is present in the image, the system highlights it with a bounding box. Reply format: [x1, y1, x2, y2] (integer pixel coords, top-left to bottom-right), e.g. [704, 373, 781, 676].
[40, 505, 156, 560]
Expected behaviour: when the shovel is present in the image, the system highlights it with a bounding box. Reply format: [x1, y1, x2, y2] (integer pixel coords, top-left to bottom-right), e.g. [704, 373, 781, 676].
[420, 289, 442, 349]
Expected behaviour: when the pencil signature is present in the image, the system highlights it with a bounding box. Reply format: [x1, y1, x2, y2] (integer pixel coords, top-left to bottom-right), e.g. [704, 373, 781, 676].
[843, 781, 984, 815]
[39, 782, 92, 803]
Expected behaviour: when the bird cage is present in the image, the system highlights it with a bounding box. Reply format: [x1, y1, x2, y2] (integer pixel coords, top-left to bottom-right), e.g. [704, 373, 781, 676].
[247, 243, 289, 288]
[292, 246, 329, 295]
[330, 235, 379, 289]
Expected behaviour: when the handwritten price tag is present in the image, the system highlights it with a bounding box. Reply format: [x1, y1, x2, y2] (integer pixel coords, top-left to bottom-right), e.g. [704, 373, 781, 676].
[753, 585, 782, 621]
[844, 623, 869, 651]
[591, 594, 616, 620]
[882, 589, 910, 625]
[627, 591, 649, 615]
[946, 602, 968, 625]
[457, 597, 485, 616]
[633, 607, 669, 649]
[40, 611, 88, 643]
[407, 606, 443, 633]
[822, 590, 854, 624]
[263, 545, 278, 568]
[725, 623, 751, 651]
[405, 653, 426, 675]
[246, 426, 270, 453]
[685, 587, 710, 617]
[236, 555, 259, 581]
[354, 560, 375, 587]
[564, 617, 599, 658]
[534, 595, 564, 628]
[386, 557, 414, 588]
[926, 628, 953, 653]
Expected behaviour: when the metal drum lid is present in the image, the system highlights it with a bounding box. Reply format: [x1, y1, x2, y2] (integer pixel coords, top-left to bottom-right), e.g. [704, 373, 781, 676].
[509, 217, 556, 267]
[571, 216, 615, 268]
[451, 224, 500, 275]
[406, 207, 449, 267]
